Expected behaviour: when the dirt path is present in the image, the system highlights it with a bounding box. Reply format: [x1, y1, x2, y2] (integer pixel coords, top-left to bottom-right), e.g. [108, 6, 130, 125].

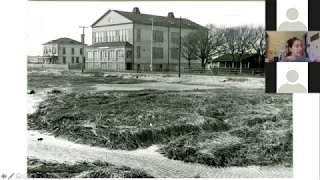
[27, 89, 292, 178]
[28, 130, 292, 178]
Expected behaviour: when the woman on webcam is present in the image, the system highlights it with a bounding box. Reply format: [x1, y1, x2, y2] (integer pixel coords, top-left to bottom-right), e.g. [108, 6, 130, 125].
[280, 37, 320, 62]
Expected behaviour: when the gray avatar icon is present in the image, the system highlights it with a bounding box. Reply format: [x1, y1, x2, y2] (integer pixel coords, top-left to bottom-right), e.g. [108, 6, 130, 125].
[278, 8, 307, 31]
[278, 70, 307, 93]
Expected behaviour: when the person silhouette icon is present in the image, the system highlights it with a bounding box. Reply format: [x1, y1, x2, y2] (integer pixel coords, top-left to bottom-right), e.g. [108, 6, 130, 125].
[278, 70, 307, 93]
[278, 8, 307, 31]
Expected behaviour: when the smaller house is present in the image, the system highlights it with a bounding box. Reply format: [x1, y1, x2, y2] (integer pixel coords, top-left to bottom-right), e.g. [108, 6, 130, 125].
[41, 37, 87, 65]
[207, 54, 263, 69]
[27, 56, 43, 63]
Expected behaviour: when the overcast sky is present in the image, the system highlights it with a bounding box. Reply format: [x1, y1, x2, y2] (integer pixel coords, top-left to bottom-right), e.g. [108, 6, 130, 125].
[27, 1, 265, 55]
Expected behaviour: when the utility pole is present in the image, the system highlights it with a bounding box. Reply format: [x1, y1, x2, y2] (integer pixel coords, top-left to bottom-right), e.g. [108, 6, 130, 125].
[150, 18, 154, 72]
[178, 16, 182, 77]
[51, 40, 53, 64]
[79, 26, 88, 73]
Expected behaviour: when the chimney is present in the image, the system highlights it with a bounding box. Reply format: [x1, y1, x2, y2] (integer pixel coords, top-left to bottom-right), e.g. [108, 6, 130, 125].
[132, 7, 140, 14]
[167, 12, 175, 18]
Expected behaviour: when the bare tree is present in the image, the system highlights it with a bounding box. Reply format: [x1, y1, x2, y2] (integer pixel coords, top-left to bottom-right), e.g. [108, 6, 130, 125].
[172, 34, 198, 68]
[250, 25, 265, 68]
[221, 25, 258, 67]
[181, 24, 225, 71]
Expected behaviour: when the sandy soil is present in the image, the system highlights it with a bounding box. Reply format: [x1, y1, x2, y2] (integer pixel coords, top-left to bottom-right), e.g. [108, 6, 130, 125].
[28, 130, 292, 178]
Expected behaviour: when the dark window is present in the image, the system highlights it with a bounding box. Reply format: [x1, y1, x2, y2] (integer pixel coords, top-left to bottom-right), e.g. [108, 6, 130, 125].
[171, 32, 179, 44]
[137, 29, 141, 42]
[62, 47, 66, 54]
[80, 48, 83, 55]
[72, 57, 74, 64]
[171, 48, 179, 59]
[63, 57, 66, 64]
[126, 50, 132, 58]
[71, 48, 74, 55]
[137, 46, 141, 58]
[153, 31, 164, 42]
[153, 47, 163, 59]
[76, 57, 79, 63]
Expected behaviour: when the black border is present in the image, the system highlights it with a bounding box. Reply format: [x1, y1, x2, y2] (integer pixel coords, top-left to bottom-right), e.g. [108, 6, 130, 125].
[265, 0, 277, 31]
[308, 0, 320, 30]
[308, 62, 320, 93]
[265, 62, 277, 93]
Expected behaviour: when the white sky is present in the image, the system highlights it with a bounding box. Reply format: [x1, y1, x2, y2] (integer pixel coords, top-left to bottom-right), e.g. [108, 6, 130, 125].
[27, 1, 265, 55]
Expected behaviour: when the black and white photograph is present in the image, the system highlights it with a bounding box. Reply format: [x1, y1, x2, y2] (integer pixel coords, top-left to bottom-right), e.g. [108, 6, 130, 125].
[26, 1, 293, 178]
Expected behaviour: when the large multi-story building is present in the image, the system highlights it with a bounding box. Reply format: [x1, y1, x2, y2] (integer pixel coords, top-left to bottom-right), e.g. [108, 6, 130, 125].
[86, 7, 204, 71]
[42, 37, 87, 65]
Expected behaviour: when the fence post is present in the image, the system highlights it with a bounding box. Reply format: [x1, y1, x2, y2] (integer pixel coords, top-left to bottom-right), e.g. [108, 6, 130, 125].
[252, 69, 254, 75]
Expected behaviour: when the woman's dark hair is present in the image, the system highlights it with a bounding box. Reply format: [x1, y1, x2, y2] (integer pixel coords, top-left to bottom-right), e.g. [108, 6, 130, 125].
[287, 37, 302, 56]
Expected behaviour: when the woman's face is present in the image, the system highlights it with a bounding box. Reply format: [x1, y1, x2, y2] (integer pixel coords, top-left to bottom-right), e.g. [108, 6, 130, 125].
[289, 40, 303, 57]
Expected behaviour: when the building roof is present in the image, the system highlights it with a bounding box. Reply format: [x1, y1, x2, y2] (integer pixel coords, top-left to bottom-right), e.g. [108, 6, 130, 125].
[91, 9, 205, 30]
[42, 37, 86, 45]
[212, 54, 256, 62]
[88, 42, 133, 48]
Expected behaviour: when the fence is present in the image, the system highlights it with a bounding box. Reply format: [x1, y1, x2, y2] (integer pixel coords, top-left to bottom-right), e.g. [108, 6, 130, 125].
[27, 64, 69, 69]
[28, 63, 264, 76]
[210, 67, 265, 75]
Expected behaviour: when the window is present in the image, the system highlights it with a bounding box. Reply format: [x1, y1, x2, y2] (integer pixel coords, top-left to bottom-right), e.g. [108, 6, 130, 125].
[95, 32, 100, 43]
[83, 57, 86, 62]
[119, 30, 122, 41]
[94, 51, 101, 60]
[153, 47, 163, 59]
[108, 17, 114, 22]
[123, 30, 126, 41]
[88, 51, 94, 59]
[101, 32, 106, 42]
[62, 47, 66, 54]
[71, 48, 74, 55]
[116, 50, 124, 60]
[171, 32, 179, 44]
[80, 48, 83, 55]
[113, 31, 116, 42]
[53, 47, 57, 54]
[137, 29, 141, 42]
[153, 31, 164, 42]
[126, 50, 132, 58]
[171, 48, 179, 59]
[92, 32, 96, 44]
[95, 32, 98, 43]
[137, 46, 141, 58]
[76, 57, 79, 63]
[108, 50, 114, 61]
[63, 57, 66, 64]
[102, 50, 107, 60]
[104, 32, 107, 42]
[72, 57, 75, 64]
